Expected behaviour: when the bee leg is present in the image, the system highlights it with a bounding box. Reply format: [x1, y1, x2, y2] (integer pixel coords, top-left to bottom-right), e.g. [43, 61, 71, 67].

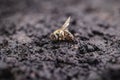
[61, 31, 65, 40]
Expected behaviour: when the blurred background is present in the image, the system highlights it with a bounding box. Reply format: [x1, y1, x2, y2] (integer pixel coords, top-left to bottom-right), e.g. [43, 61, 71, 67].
[0, 0, 120, 18]
[0, 0, 120, 25]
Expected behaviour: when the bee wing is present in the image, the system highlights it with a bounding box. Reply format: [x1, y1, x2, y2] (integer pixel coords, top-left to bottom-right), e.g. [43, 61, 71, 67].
[61, 17, 71, 30]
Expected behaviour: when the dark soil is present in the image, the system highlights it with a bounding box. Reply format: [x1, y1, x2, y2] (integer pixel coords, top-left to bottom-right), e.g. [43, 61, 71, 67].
[0, 0, 120, 80]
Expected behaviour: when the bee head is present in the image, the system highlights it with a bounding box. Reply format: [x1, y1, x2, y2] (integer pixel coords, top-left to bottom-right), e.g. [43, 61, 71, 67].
[50, 33, 58, 41]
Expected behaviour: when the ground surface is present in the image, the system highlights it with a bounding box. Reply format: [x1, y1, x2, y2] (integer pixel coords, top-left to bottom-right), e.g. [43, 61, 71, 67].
[0, 0, 120, 80]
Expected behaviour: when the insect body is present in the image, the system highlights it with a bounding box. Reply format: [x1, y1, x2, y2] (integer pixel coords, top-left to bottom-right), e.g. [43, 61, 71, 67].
[50, 17, 74, 41]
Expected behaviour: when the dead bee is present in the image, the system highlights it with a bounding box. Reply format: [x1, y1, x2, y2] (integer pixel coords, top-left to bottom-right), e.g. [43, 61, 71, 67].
[50, 17, 74, 41]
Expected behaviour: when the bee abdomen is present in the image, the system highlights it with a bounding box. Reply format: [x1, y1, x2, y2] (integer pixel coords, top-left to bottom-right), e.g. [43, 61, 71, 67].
[64, 30, 74, 41]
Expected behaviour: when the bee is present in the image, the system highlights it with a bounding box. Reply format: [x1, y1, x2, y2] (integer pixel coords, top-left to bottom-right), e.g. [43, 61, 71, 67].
[50, 17, 74, 41]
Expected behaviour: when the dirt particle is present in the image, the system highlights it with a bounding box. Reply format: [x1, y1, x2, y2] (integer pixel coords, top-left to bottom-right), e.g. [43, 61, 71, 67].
[78, 42, 100, 54]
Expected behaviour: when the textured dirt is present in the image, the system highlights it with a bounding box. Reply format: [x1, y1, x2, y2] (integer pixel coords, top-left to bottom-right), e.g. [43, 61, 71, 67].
[0, 0, 120, 80]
